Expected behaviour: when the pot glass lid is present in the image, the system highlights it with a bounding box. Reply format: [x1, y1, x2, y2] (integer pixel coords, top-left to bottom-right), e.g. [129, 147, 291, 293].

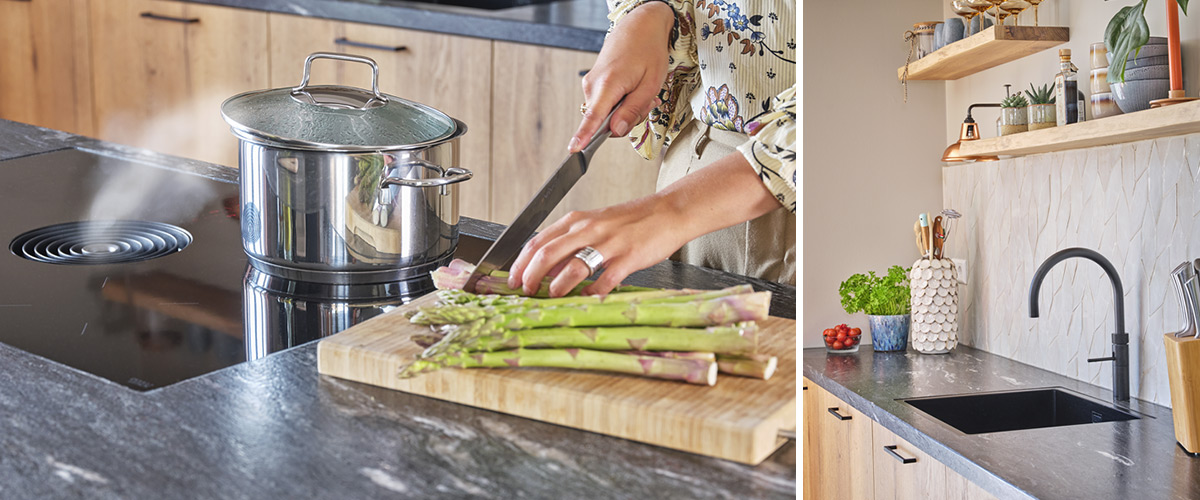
[220, 53, 457, 151]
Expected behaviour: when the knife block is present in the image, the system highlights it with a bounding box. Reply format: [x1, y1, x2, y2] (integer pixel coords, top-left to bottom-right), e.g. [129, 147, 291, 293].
[1164, 334, 1200, 454]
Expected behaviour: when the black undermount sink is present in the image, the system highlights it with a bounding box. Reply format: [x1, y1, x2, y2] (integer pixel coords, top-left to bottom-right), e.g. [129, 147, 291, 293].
[902, 388, 1140, 435]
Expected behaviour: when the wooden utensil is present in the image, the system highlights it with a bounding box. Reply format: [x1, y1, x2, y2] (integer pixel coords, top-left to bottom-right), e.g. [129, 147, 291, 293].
[914, 221, 926, 256]
[919, 213, 931, 259]
[317, 293, 797, 465]
[932, 216, 945, 259]
[1165, 334, 1200, 453]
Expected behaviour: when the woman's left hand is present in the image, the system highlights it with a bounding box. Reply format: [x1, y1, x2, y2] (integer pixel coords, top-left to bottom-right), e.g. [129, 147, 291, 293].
[506, 195, 689, 297]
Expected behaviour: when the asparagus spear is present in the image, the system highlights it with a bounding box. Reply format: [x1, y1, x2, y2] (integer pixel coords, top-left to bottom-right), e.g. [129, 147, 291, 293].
[411, 285, 754, 325]
[715, 354, 778, 380]
[453, 324, 759, 355]
[614, 351, 777, 379]
[399, 348, 718, 386]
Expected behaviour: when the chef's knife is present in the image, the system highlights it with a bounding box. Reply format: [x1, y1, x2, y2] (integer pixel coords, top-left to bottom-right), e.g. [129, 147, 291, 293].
[463, 110, 615, 293]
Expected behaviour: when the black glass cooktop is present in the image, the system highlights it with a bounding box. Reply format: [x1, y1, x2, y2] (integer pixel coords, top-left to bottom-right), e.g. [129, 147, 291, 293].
[0, 148, 484, 391]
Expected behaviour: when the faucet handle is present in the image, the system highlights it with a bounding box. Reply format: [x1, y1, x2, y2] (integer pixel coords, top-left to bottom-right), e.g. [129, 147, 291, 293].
[1088, 355, 1116, 363]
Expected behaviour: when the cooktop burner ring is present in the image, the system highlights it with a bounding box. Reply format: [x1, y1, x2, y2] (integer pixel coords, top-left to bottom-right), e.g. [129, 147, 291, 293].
[10, 220, 192, 265]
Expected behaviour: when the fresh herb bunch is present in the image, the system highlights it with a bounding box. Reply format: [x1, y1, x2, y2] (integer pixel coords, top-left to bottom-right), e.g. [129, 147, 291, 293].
[1025, 83, 1054, 105]
[839, 266, 912, 316]
[1001, 94, 1029, 108]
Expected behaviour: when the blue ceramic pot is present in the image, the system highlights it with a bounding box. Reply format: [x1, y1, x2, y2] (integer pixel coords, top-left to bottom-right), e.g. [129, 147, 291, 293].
[868, 314, 911, 352]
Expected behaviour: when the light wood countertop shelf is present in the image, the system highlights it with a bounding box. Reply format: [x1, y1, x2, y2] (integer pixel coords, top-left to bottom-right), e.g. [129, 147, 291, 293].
[898, 25, 1069, 81]
[958, 100, 1200, 158]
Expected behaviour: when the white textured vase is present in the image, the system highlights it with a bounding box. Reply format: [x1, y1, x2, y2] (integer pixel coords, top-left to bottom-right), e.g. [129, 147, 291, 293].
[909, 258, 959, 354]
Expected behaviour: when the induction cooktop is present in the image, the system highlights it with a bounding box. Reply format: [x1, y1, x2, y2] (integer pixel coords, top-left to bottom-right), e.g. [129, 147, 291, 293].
[0, 148, 483, 391]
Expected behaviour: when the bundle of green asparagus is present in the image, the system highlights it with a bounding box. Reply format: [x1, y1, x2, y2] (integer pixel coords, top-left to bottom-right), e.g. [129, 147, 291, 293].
[399, 260, 779, 385]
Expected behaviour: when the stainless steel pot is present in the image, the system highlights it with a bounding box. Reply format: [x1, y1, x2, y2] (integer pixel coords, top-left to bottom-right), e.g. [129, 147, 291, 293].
[222, 53, 473, 284]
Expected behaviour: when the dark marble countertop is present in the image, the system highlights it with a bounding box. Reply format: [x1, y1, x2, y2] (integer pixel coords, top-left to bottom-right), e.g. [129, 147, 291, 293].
[0, 119, 796, 499]
[803, 346, 1199, 500]
[184, 0, 610, 52]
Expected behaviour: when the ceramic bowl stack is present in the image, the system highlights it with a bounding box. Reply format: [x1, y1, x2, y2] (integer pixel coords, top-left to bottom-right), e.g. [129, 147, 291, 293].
[1107, 37, 1171, 113]
[1090, 42, 1123, 119]
[909, 259, 959, 354]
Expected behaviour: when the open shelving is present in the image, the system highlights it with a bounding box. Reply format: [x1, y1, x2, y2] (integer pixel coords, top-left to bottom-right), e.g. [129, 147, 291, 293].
[898, 25, 1069, 81]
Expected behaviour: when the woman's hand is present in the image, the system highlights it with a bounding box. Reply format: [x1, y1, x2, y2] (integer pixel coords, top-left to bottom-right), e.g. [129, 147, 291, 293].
[507, 195, 691, 297]
[569, 2, 675, 153]
[507, 152, 783, 297]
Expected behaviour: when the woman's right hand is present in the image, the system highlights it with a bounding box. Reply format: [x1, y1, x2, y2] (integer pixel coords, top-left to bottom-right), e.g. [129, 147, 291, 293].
[568, 1, 675, 153]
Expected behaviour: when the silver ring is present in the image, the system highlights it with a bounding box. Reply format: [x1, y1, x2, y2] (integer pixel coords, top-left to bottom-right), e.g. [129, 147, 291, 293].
[573, 246, 604, 275]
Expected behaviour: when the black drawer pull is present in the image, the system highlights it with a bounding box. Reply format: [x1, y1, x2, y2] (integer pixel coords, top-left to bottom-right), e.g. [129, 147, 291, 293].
[884, 445, 917, 464]
[579, 69, 590, 77]
[140, 12, 200, 24]
[827, 407, 851, 420]
[335, 37, 407, 52]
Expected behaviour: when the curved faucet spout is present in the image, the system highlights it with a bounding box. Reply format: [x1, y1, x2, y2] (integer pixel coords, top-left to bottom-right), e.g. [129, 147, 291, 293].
[1028, 247, 1129, 404]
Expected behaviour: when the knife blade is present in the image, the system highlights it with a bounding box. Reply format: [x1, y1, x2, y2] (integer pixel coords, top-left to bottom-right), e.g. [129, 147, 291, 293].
[463, 110, 616, 293]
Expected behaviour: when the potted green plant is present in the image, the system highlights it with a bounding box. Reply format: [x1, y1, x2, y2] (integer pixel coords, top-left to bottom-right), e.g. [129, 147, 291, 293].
[839, 266, 912, 352]
[1105, 0, 1188, 84]
[999, 93, 1029, 135]
[1025, 83, 1056, 130]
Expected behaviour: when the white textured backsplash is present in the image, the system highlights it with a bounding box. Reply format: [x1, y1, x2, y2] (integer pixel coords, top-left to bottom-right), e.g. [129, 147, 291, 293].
[943, 133, 1200, 407]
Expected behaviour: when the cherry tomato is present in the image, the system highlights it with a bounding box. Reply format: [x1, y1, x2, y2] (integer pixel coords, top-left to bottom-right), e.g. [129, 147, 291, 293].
[850, 327, 862, 336]
[823, 328, 836, 337]
[836, 332, 847, 341]
[832, 341, 845, 350]
[845, 337, 858, 347]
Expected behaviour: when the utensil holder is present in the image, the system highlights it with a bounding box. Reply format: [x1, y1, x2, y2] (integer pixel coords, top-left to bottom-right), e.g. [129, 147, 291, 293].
[909, 258, 959, 354]
[1164, 334, 1200, 454]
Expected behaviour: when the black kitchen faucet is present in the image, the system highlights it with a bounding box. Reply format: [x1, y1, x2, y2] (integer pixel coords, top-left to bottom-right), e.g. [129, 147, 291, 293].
[1029, 247, 1131, 405]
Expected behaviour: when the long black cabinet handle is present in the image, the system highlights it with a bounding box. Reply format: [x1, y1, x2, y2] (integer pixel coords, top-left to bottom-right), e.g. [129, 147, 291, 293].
[884, 445, 917, 464]
[140, 12, 200, 24]
[335, 37, 407, 52]
[827, 407, 851, 421]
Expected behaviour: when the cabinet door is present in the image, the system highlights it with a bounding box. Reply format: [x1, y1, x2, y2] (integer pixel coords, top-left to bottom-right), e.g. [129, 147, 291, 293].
[871, 421, 998, 500]
[266, 14, 493, 222]
[90, 0, 268, 167]
[801, 378, 821, 500]
[811, 382, 875, 500]
[491, 41, 659, 226]
[0, 0, 93, 136]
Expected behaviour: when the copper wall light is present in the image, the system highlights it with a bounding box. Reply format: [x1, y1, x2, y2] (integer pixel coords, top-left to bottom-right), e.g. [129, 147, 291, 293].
[942, 103, 1001, 163]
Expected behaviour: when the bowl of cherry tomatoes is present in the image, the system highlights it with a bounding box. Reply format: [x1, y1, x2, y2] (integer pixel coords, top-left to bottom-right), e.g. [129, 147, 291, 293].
[823, 324, 862, 353]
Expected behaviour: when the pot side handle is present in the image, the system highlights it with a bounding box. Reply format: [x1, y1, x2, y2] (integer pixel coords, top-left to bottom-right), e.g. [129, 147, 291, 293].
[381, 166, 473, 188]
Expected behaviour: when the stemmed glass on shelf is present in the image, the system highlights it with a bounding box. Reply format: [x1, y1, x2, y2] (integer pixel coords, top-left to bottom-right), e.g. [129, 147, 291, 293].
[999, 0, 1031, 26]
[1027, 0, 1045, 26]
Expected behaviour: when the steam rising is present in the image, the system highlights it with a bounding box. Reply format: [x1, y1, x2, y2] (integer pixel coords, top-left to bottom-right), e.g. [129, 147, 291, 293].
[86, 164, 217, 225]
[87, 96, 228, 226]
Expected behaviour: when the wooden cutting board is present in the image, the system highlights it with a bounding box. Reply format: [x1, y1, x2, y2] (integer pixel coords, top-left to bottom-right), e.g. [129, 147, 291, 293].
[316, 293, 796, 465]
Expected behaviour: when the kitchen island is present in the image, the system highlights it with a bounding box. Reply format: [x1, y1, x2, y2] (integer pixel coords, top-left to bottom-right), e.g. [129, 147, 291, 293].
[804, 346, 1200, 500]
[0, 119, 796, 499]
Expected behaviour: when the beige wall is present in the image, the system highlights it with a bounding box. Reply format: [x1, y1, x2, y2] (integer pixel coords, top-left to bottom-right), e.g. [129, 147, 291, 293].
[802, 0, 946, 347]
[943, 0, 1200, 144]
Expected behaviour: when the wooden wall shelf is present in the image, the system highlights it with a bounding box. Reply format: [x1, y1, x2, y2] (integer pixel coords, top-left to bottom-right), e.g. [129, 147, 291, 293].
[898, 25, 1069, 81]
[957, 100, 1200, 158]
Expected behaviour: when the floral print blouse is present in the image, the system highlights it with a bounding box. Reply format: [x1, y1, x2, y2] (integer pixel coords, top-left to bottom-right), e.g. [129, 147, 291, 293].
[608, 0, 796, 212]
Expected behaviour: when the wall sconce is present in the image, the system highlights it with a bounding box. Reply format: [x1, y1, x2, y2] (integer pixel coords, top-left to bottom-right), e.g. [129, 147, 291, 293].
[942, 103, 1001, 163]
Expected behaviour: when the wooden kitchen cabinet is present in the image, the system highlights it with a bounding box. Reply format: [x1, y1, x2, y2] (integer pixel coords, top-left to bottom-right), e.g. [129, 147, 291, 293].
[88, 0, 268, 168]
[807, 381, 875, 500]
[0, 0, 93, 136]
[871, 421, 998, 500]
[802, 378, 821, 500]
[490, 41, 658, 226]
[266, 14, 493, 222]
[806, 380, 999, 500]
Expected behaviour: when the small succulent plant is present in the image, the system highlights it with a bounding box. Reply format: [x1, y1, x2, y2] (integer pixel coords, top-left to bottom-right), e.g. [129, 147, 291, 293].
[1001, 94, 1029, 108]
[1025, 83, 1055, 105]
